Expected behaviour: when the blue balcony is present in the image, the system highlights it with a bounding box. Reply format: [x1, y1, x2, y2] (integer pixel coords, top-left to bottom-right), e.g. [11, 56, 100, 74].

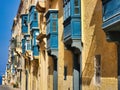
[102, 0, 120, 42]
[22, 39, 25, 54]
[47, 34, 58, 51]
[24, 35, 31, 51]
[22, 26, 28, 34]
[31, 30, 39, 56]
[31, 30, 39, 46]
[21, 14, 28, 34]
[45, 9, 58, 53]
[30, 21, 39, 30]
[29, 5, 39, 31]
[64, 19, 81, 42]
[63, 0, 81, 45]
[33, 46, 39, 56]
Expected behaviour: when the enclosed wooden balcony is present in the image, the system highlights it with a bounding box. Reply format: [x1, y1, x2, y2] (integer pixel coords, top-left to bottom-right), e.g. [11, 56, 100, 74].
[102, 0, 120, 42]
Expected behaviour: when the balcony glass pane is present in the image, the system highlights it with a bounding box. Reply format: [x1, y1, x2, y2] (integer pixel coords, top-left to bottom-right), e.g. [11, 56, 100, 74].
[26, 40, 31, 50]
[74, 0, 80, 14]
[52, 14, 57, 19]
[75, 0, 79, 6]
[74, 8, 79, 14]
[52, 21, 57, 32]
[34, 13, 37, 20]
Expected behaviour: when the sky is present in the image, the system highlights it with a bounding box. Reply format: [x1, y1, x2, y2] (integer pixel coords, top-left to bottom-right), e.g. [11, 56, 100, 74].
[0, 0, 20, 76]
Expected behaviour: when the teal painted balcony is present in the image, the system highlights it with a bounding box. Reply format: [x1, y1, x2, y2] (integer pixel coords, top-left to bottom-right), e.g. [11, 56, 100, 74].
[63, 0, 81, 46]
[31, 30, 39, 56]
[22, 39, 25, 54]
[45, 9, 58, 53]
[21, 14, 28, 34]
[29, 6, 39, 31]
[47, 34, 58, 51]
[102, 0, 120, 42]
[24, 35, 31, 51]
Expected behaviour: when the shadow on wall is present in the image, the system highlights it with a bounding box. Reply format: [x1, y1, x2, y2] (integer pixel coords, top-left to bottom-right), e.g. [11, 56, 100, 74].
[32, 60, 39, 77]
[48, 56, 54, 75]
[82, 0, 103, 85]
[64, 50, 73, 76]
[82, 0, 117, 86]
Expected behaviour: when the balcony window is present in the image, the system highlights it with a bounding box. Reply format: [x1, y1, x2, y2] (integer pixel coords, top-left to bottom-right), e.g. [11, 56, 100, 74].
[47, 22, 50, 35]
[34, 13, 37, 20]
[45, 9, 58, 50]
[32, 31, 39, 46]
[22, 39, 25, 54]
[74, 0, 80, 14]
[52, 21, 57, 32]
[52, 14, 57, 19]
[63, 0, 70, 20]
[22, 15, 28, 25]
[25, 40, 31, 50]
[63, 0, 80, 21]
[29, 6, 38, 23]
[45, 10, 58, 34]
[63, 0, 81, 43]
[21, 14, 28, 33]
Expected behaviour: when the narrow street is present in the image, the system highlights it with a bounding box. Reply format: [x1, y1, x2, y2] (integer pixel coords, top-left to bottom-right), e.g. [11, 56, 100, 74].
[0, 85, 20, 90]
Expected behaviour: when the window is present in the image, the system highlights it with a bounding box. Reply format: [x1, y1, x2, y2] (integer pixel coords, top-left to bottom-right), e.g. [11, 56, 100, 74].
[94, 55, 101, 86]
[26, 40, 31, 50]
[34, 13, 37, 20]
[24, 19, 27, 26]
[52, 21, 57, 32]
[52, 14, 57, 19]
[22, 16, 28, 26]
[32, 37, 35, 46]
[74, 0, 80, 14]
[22, 39, 25, 54]
[32, 33, 38, 46]
[64, 66, 67, 80]
[45, 10, 58, 49]
[63, 0, 70, 20]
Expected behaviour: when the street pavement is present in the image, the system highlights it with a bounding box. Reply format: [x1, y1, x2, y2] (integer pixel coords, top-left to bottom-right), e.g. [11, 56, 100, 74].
[0, 85, 20, 90]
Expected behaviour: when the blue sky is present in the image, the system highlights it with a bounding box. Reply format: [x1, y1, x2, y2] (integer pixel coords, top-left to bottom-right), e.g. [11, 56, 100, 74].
[0, 0, 20, 76]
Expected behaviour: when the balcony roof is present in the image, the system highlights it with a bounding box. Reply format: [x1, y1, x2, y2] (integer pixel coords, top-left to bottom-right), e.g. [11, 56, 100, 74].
[45, 9, 58, 18]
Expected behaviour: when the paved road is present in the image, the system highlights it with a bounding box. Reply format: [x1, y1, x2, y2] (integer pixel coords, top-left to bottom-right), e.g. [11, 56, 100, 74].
[0, 85, 20, 90]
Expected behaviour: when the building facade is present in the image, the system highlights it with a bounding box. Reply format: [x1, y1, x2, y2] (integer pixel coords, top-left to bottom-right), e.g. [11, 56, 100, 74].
[4, 0, 120, 90]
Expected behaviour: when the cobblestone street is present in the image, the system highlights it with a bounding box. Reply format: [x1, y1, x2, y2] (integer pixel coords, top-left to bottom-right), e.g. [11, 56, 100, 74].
[0, 85, 20, 90]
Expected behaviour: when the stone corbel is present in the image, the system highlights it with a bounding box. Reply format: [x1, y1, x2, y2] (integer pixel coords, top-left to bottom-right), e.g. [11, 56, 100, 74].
[36, 0, 46, 13]
[37, 32, 46, 51]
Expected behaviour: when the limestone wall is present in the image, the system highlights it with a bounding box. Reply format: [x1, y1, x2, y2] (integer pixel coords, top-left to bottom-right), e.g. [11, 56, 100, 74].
[81, 0, 118, 90]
